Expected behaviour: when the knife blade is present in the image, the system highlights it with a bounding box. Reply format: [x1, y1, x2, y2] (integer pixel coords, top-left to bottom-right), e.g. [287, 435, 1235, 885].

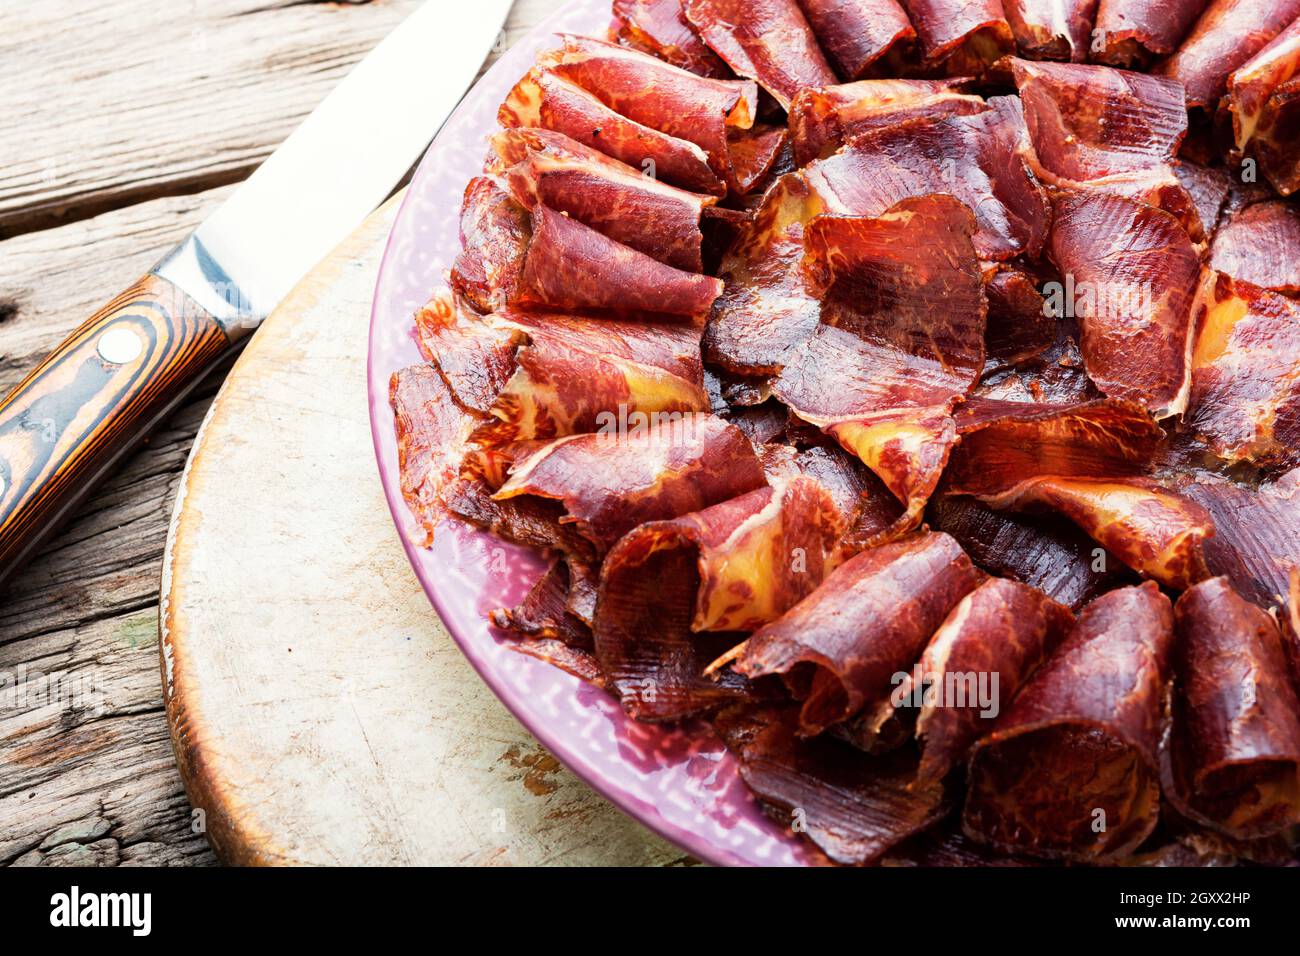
[0, 0, 513, 589]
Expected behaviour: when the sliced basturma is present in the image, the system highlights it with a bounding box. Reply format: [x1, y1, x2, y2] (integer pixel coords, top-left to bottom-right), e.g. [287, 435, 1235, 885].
[758, 443, 868, 522]
[593, 534, 763, 719]
[1154, 0, 1300, 111]
[1048, 192, 1200, 416]
[704, 174, 822, 376]
[724, 124, 791, 197]
[943, 400, 1215, 589]
[681, 0, 837, 110]
[449, 177, 530, 313]
[712, 704, 950, 865]
[1011, 58, 1189, 179]
[908, 578, 1074, 783]
[592, 477, 846, 717]
[489, 128, 717, 271]
[983, 262, 1056, 369]
[411, 294, 521, 416]
[804, 99, 1050, 261]
[722, 532, 983, 736]
[795, 0, 916, 81]
[1186, 271, 1300, 467]
[929, 496, 1136, 612]
[390, 365, 478, 542]
[495, 414, 765, 554]
[789, 78, 987, 166]
[1180, 474, 1300, 611]
[1091, 0, 1210, 68]
[498, 68, 726, 195]
[774, 196, 987, 529]
[484, 307, 705, 384]
[1207, 200, 1300, 295]
[823, 407, 961, 539]
[1172, 159, 1233, 242]
[1008, 58, 1203, 236]
[469, 331, 710, 448]
[611, 0, 730, 78]
[591, 480, 845, 720]
[1249, 77, 1300, 196]
[414, 295, 710, 448]
[1164, 578, 1300, 840]
[442, 474, 604, 626]
[540, 34, 759, 189]
[896, 0, 1015, 74]
[1002, 0, 1097, 62]
[514, 205, 723, 317]
[492, 560, 594, 650]
[963, 583, 1174, 862]
[1222, 15, 1300, 156]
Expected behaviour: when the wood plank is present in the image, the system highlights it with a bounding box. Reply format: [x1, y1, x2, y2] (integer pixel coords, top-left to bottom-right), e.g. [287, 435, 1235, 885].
[0, 0, 423, 237]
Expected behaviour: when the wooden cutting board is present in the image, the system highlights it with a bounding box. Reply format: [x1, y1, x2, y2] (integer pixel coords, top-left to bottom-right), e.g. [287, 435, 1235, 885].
[158, 194, 689, 866]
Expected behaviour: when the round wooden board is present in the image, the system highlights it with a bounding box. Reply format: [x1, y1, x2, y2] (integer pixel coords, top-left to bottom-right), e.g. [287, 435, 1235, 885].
[159, 195, 689, 866]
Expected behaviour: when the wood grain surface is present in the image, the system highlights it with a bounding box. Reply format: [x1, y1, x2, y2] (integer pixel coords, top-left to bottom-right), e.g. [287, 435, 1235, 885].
[0, 0, 646, 867]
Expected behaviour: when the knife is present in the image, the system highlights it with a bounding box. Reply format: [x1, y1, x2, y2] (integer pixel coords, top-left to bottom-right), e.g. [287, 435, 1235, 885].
[0, 0, 513, 589]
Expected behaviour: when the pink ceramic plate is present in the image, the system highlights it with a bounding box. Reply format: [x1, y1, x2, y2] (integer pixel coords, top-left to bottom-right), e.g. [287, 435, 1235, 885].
[367, 0, 813, 866]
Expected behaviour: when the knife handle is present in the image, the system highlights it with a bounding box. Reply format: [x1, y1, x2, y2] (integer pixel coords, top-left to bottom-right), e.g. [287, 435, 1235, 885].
[0, 273, 236, 588]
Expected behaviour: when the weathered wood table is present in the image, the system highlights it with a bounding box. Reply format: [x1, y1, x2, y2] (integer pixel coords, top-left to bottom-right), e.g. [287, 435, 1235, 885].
[0, 0, 683, 866]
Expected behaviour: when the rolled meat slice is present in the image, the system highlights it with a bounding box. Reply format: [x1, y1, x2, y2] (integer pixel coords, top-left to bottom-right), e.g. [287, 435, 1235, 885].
[897, 0, 1016, 74]
[681, 0, 837, 110]
[1249, 76, 1300, 196]
[1223, 13, 1300, 151]
[1185, 271, 1300, 467]
[712, 704, 951, 865]
[488, 128, 717, 271]
[1003, 0, 1098, 62]
[499, 67, 726, 195]
[1047, 191, 1201, 417]
[611, 0, 730, 77]
[592, 476, 844, 720]
[721, 531, 983, 736]
[540, 34, 759, 190]
[789, 77, 987, 166]
[1164, 577, 1300, 840]
[1154, 0, 1300, 111]
[494, 413, 765, 554]
[795, 0, 916, 80]
[1091, 0, 1210, 68]
[943, 399, 1215, 589]
[910, 578, 1074, 783]
[450, 177, 532, 314]
[963, 583, 1174, 861]
[1207, 199, 1300, 294]
[390, 364, 479, 542]
[514, 205, 723, 317]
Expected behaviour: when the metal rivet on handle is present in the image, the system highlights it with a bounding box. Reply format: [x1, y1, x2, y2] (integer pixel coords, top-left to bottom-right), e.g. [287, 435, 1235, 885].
[97, 326, 143, 365]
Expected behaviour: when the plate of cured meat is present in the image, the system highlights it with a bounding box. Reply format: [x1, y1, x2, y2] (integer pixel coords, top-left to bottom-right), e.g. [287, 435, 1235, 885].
[369, 0, 1300, 866]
